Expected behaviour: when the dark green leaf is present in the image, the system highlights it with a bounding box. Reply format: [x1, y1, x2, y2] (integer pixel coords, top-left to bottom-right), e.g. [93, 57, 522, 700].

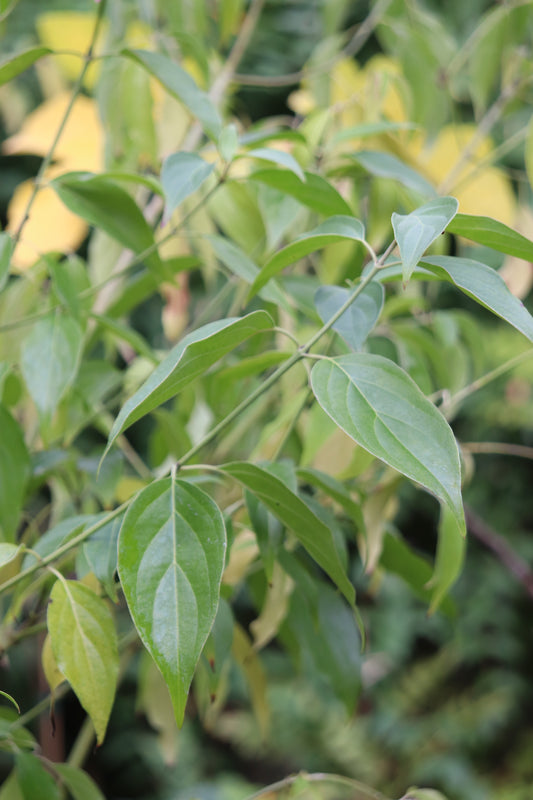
[104, 311, 272, 458]
[348, 151, 436, 197]
[84, 514, 123, 602]
[0, 233, 13, 292]
[314, 282, 384, 350]
[161, 152, 215, 221]
[16, 753, 60, 800]
[118, 478, 226, 725]
[222, 462, 355, 607]
[422, 255, 533, 343]
[249, 169, 352, 216]
[447, 213, 533, 261]
[311, 354, 465, 535]
[250, 216, 366, 297]
[392, 197, 458, 283]
[122, 49, 222, 140]
[0, 405, 30, 542]
[429, 505, 465, 613]
[0, 47, 52, 86]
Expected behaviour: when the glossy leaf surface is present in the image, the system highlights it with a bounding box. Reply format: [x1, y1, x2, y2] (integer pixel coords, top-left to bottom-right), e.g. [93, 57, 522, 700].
[311, 354, 465, 535]
[314, 282, 384, 350]
[118, 478, 226, 725]
[392, 197, 458, 283]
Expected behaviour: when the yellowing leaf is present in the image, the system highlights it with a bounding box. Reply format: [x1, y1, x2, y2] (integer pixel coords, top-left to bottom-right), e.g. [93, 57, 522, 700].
[35, 12, 108, 89]
[41, 634, 65, 693]
[222, 529, 259, 586]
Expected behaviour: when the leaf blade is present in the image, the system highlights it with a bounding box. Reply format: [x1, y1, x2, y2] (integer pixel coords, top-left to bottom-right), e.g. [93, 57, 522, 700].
[447, 213, 533, 261]
[314, 282, 384, 350]
[0, 406, 30, 542]
[161, 152, 215, 222]
[0, 46, 52, 86]
[392, 197, 458, 283]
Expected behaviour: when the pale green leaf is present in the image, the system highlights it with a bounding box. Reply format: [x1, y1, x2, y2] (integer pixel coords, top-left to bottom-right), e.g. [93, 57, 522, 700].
[208, 235, 288, 308]
[0, 47, 52, 86]
[118, 478, 226, 725]
[122, 49, 222, 140]
[0, 405, 30, 542]
[311, 354, 465, 535]
[447, 213, 533, 261]
[332, 121, 417, 143]
[47, 579, 119, 744]
[104, 311, 272, 458]
[422, 255, 533, 343]
[221, 462, 355, 607]
[314, 282, 384, 350]
[53, 763, 106, 800]
[250, 216, 366, 297]
[392, 197, 458, 284]
[218, 123, 239, 162]
[249, 169, 352, 216]
[348, 151, 436, 197]
[161, 152, 215, 221]
[428, 504, 466, 613]
[242, 147, 305, 181]
[20, 314, 83, 423]
[0, 233, 13, 292]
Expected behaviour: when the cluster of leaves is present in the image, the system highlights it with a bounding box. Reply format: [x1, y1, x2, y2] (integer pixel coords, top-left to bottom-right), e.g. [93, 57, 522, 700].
[0, 0, 533, 798]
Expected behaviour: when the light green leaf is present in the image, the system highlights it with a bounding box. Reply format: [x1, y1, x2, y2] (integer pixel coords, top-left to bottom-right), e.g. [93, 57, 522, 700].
[0, 690, 19, 713]
[84, 514, 123, 602]
[392, 197, 458, 284]
[314, 282, 384, 350]
[526, 115, 533, 191]
[311, 354, 465, 535]
[242, 147, 305, 181]
[53, 763, 106, 800]
[20, 314, 83, 423]
[403, 789, 450, 800]
[16, 753, 60, 800]
[118, 478, 226, 725]
[250, 216, 366, 298]
[349, 151, 436, 197]
[161, 152, 215, 221]
[428, 504, 465, 613]
[249, 169, 352, 216]
[0, 46, 52, 86]
[122, 49, 222, 140]
[221, 462, 355, 607]
[447, 213, 533, 261]
[51, 173, 164, 275]
[422, 255, 533, 343]
[208, 236, 288, 308]
[0, 772, 24, 800]
[218, 123, 239, 162]
[332, 121, 417, 143]
[0, 405, 30, 542]
[104, 311, 272, 458]
[47, 579, 119, 745]
[0, 233, 13, 292]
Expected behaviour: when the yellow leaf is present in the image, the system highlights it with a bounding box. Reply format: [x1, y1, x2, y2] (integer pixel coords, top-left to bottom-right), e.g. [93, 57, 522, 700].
[36, 12, 108, 89]
[41, 634, 66, 692]
[222, 529, 259, 586]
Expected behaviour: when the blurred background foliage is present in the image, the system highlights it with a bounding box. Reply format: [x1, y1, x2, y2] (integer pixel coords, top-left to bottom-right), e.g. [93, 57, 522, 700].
[1, 1, 533, 799]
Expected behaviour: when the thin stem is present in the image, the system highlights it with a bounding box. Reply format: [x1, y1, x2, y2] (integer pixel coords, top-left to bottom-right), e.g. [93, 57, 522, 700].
[11, 684, 70, 730]
[445, 349, 533, 410]
[66, 717, 95, 769]
[12, 0, 108, 246]
[461, 441, 533, 461]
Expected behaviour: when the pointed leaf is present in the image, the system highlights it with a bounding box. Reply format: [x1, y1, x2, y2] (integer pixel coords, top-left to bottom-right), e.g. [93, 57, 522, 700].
[392, 197, 458, 284]
[0, 47, 52, 86]
[0, 233, 13, 292]
[314, 282, 384, 350]
[47, 579, 119, 744]
[447, 213, 533, 261]
[250, 216, 365, 297]
[0, 690, 19, 713]
[311, 354, 465, 535]
[161, 152, 215, 222]
[104, 311, 272, 457]
[221, 462, 355, 607]
[51, 172, 164, 275]
[118, 478, 226, 725]
[249, 169, 352, 216]
[422, 255, 533, 343]
[243, 148, 305, 181]
[0, 405, 30, 542]
[349, 151, 436, 197]
[20, 314, 83, 423]
[53, 764, 106, 800]
[123, 49, 222, 140]
[16, 753, 60, 800]
[428, 505, 465, 613]
[84, 513, 123, 601]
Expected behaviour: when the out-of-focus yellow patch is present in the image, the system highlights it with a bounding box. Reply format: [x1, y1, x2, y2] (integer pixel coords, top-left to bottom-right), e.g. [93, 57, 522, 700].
[35, 12, 108, 90]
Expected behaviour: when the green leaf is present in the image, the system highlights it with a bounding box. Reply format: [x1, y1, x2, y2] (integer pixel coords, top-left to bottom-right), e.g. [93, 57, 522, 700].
[118, 478, 226, 725]
[0, 405, 30, 542]
[392, 197, 458, 284]
[221, 462, 355, 607]
[16, 753, 60, 800]
[84, 514, 123, 602]
[0, 690, 19, 713]
[296, 467, 365, 532]
[429, 505, 466, 613]
[218, 123, 239, 162]
[104, 311, 272, 458]
[348, 151, 436, 197]
[20, 314, 83, 424]
[447, 213, 533, 261]
[422, 256, 533, 343]
[53, 764, 106, 800]
[0, 772, 24, 800]
[47, 579, 119, 744]
[0, 46, 52, 86]
[242, 147, 305, 181]
[51, 173, 164, 275]
[332, 121, 417, 143]
[161, 152, 215, 221]
[122, 49, 222, 140]
[314, 282, 384, 350]
[208, 235, 288, 307]
[90, 314, 156, 363]
[250, 216, 366, 298]
[0, 233, 13, 292]
[311, 354, 465, 535]
[249, 169, 352, 216]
